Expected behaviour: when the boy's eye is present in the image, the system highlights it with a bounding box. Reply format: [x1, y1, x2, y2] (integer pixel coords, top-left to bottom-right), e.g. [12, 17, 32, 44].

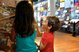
[43, 19, 46, 22]
[43, 20, 46, 22]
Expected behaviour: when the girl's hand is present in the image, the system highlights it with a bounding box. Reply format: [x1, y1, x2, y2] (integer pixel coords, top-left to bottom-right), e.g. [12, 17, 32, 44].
[33, 21, 42, 37]
[40, 42, 46, 50]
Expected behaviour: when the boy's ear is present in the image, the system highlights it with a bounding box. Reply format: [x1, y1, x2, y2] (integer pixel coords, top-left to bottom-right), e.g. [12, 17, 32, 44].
[48, 26, 52, 29]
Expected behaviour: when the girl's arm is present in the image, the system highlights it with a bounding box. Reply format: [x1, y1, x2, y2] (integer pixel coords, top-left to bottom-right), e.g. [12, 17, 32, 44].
[35, 41, 46, 50]
[35, 42, 40, 50]
[10, 28, 16, 42]
[36, 26, 42, 37]
[33, 21, 42, 37]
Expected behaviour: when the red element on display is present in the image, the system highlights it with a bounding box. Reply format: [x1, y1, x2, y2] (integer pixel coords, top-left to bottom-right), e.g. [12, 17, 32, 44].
[75, 2, 79, 6]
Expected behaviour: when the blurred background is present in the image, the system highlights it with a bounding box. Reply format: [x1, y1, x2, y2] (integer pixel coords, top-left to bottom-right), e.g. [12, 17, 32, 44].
[0, 0, 79, 52]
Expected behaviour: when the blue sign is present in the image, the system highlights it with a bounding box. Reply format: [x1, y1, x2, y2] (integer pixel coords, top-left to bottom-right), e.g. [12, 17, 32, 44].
[64, 0, 71, 8]
[74, 0, 79, 4]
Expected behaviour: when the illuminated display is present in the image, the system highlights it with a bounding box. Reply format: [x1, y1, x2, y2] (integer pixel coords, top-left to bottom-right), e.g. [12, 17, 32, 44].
[64, 0, 71, 8]
[60, 0, 65, 2]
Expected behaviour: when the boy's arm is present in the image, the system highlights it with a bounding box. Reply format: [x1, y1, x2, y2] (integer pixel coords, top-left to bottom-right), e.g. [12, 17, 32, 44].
[39, 34, 48, 50]
[40, 42, 46, 50]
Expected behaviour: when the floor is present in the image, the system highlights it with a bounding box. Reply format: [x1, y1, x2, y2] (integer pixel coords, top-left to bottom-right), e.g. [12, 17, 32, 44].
[0, 31, 79, 52]
[54, 32, 79, 52]
[35, 31, 79, 52]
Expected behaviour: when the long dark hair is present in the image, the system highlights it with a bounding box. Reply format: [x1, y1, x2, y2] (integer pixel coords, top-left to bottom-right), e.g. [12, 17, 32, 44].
[14, 1, 34, 37]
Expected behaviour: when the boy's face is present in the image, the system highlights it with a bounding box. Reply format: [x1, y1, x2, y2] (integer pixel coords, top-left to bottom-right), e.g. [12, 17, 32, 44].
[42, 17, 49, 31]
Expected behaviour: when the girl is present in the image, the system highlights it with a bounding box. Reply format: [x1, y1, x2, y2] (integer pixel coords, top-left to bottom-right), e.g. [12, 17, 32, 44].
[13, 1, 39, 52]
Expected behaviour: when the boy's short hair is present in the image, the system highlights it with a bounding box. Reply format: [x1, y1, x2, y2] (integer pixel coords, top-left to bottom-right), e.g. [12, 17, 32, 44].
[47, 16, 60, 32]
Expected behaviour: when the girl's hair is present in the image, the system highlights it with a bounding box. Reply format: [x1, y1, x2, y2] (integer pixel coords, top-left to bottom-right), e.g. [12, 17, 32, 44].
[47, 16, 60, 32]
[14, 1, 34, 37]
